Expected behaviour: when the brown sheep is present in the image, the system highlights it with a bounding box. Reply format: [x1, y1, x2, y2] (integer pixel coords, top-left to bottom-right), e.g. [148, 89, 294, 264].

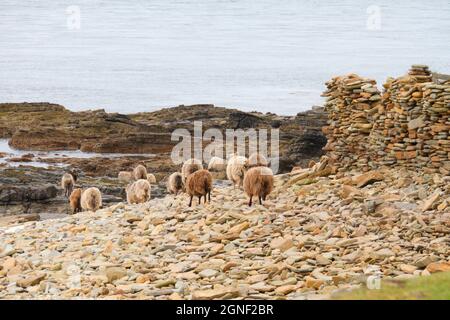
[181, 158, 203, 182]
[167, 172, 184, 195]
[69, 188, 82, 214]
[133, 164, 147, 180]
[243, 166, 274, 206]
[126, 179, 151, 204]
[80, 187, 102, 212]
[186, 169, 213, 207]
[247, 152, 269, 168]
[61, 172, 77, 197]
[226, 154, 247, 188]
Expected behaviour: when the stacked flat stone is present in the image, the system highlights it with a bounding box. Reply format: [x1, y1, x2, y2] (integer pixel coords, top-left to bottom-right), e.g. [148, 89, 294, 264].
[381, 66, 432, 168]
[421, 78, 450, 174]
[322, 65, 450, 175]
[322, 74, 381, 171]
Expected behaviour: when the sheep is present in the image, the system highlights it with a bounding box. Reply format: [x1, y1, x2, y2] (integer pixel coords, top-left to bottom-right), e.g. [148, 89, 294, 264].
[118, 171, 133, 183]
[69, 188, 82, 214]
[226, 154, 248, 188]
[126, 179, 151, 204]
[185, 169, 213, 207]
[247, 152, 269, 168]
[207, 156, 226, 172]
[61, 172, 77, 197]
[80, 187, 102, 212]
[243, 166, 274, 206]
[147, 173, 156, 184]
[181, 158, 203, 182]
[133, 164, 147, 180]
[167, 172, 184, 195]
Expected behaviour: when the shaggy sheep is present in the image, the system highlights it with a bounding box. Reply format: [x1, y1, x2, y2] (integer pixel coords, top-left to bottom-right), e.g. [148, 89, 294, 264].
[61, 172, 77, 197]
[126, 179, 151, 204]
[247, 152, 269, 168]
[133, 164, 147, 180]
[181, 158, 203, 182]
[80, 187, 102, 212]
[167, 172, 184, 195]
[118, 171, 133, 183]
[207, 156, 226, 172]
[185, 169, 213, 207]
[243, 166, 274, 206]
[147, 173, 156, 184]
[69, 188, 82, 214]
[226, 154, 248, 188]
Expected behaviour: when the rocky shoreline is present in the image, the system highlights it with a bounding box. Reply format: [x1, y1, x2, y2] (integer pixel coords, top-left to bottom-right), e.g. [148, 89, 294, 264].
[0, 163, 448, 299]
[0, 103, 327, 224]
[0, 65, 448, 300]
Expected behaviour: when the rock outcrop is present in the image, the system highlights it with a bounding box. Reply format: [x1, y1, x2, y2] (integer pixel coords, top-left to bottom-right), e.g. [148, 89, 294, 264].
[1, 103, 327, 173]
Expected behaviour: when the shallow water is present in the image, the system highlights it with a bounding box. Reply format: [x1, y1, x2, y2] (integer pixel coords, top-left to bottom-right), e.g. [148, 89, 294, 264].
[0, 0, 449, 115]
[0, 139, 152, 168]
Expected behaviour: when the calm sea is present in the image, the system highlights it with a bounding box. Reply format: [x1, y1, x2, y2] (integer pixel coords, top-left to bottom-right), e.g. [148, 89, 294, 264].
[0, 0, 449, 115]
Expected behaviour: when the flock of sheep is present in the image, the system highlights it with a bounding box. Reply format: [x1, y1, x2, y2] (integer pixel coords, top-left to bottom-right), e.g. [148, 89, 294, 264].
[61, 152, 275, 214]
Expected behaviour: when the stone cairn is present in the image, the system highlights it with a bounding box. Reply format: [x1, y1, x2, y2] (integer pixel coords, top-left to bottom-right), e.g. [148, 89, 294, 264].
[322, 65, 450, 175]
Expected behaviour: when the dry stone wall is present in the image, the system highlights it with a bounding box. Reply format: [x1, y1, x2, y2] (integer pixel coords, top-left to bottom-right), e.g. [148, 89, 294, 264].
[322, 65, 450, 175]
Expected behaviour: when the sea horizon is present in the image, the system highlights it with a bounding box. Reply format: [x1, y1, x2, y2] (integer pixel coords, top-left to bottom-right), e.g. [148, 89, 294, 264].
[1, 0, 449, 115]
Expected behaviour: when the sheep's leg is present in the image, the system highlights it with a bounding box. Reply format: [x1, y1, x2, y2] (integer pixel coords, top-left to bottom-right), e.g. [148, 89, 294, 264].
[248, 196, 252, 207]
[198, 196, 201, 205]
[208, 191, 211, 202]
[189, 196, 193, 207]
[259, 196, 262, 205]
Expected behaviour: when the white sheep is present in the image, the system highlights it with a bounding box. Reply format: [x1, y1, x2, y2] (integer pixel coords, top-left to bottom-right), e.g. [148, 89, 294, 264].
[118, 171, 133, 183]
[80, 187, 102, 212]
[126, 179, 151, 204]
[133, 164, 147, 180]
[207, 156, 227, 172]
[61, 172, 77, 197]
[226, 153, 248, 188]
[147, 173, 156, 184]
[247, 152, 269, 168]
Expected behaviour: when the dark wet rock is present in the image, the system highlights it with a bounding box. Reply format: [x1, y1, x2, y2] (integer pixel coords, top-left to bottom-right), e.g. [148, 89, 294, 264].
[228, 111, 264, 129]
[287, 130, 327, 162]
[0, 184, 58, 203]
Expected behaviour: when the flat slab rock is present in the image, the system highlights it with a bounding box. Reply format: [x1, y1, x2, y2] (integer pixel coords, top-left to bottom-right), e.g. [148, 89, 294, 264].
[0, 166, 448, 300]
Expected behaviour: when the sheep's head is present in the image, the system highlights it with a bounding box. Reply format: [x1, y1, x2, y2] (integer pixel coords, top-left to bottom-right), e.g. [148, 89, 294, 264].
[69, 170, 79, 182]
[138, 161, 147, 168]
